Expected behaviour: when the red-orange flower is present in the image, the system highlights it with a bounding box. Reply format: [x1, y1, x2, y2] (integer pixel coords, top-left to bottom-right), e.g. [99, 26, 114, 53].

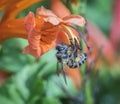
[0, 0, 43, 43]
[0, 0, 43, 24]
[23, 6, 86, 58]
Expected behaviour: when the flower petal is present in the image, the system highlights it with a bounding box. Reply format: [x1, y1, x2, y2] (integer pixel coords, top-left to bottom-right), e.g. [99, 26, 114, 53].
[23, 12, 44, 58]
[66, 66, 82, 89]
[110, 0, 120, 48]
[1, 0, 43, 24]
[50, 0, 71, 18]
[0, 0, 18, 12]
[63, 15, 86, 27]
[23, 46, 41, 58]
[56, 30, 70, 44]
[41, 27, 58, 44]
[36, 6, 63, 25]
[40, 41, 56, 55]
[0, 18, 27, 43]
[87, 22, 115, 63]
[0, 0, 9, 12]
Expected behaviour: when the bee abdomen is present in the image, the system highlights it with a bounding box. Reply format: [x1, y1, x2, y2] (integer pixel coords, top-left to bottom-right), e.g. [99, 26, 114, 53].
[67, 59, 78, 68]
[78, 53, 87, 66]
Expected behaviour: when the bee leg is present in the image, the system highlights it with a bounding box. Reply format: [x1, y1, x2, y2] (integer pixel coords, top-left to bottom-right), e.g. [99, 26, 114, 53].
[74, 38, 82, 51]
[79, 41, 83, 51]
[56, 62, 60, 76]
[69, 38, 74, 49]
[70, 39, 79, 60]
[61, 63, 67, 84]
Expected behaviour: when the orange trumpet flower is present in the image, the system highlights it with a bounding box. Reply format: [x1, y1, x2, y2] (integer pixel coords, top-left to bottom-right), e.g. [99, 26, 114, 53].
[0, 0, 43, 43]
[23, 6, 86, 58]
[0, 0, 43, 24]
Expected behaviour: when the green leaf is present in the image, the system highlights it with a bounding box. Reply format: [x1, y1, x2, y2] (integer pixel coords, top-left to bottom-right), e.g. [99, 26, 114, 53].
[46, 75, 77, 98]
[42, 97, 61, 104]
[0, 38, 35, 72]
[37, 49, 58, 77]
[0, 63, 42, 104]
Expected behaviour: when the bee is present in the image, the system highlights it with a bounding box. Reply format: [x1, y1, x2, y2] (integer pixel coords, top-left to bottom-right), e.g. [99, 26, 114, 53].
[56, 39, 87, 84]
[67, 53, 87, 68]
[56, 43, 71, 83]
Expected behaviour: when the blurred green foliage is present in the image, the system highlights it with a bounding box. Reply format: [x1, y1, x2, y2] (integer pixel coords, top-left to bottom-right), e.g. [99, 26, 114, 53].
[94, 64, 120, 104]
[64, 0, 113, 34]
[86, 0, 113, 34]
[0, 40, 77, 104]
[0, 39, 35, 72]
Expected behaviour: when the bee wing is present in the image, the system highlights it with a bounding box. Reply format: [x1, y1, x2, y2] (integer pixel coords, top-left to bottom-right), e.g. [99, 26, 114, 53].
[56, 62, 60, 76]
[62, 63, 67, 84]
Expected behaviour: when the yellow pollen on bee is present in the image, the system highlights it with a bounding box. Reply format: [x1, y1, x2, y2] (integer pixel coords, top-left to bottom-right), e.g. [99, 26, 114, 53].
[75, 57, 79, 62]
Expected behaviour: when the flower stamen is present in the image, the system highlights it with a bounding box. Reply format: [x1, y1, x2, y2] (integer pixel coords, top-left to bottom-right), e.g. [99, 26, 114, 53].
[61, 24, 79, 44]
[66, 25, 90, 50]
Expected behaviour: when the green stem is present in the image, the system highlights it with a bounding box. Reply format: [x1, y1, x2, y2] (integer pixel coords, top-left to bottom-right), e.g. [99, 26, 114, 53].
[84, 79, 94, 104]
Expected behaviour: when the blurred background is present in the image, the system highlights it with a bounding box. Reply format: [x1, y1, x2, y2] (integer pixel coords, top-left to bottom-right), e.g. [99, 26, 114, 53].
[0, 0, 120, 104]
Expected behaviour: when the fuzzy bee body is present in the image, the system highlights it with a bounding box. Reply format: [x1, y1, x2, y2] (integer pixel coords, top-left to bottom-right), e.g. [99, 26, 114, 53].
[67, 53, 87, 68]
[56, 44, 70, 63]
[56, 40, 87, 84]
[56, 43, 87, 68]
[78, 53, 87, 65]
